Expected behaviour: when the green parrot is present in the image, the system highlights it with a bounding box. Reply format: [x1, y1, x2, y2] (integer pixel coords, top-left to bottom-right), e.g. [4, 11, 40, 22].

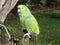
[17, 5, 40, 35]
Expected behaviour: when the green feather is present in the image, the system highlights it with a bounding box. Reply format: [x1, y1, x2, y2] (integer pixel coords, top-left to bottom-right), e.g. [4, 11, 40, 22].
[18, 5, 40, 35]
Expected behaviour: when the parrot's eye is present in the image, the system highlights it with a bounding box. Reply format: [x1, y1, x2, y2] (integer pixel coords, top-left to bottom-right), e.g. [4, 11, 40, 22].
[22, 7, 24, 10]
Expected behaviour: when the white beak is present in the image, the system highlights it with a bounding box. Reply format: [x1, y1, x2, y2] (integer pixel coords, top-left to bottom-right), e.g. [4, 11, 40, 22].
[18, 9, 21, 12]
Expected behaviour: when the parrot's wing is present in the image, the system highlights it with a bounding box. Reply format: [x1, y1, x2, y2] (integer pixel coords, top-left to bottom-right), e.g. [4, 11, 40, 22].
[24, 15, 40, 34]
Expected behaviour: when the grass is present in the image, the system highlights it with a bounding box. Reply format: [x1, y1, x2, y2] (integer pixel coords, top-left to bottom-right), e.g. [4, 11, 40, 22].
[3, 13, 60, 45]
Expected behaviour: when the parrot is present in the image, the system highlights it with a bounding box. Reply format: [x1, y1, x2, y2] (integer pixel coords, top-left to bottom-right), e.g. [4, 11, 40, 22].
[17, 5, 40, 35]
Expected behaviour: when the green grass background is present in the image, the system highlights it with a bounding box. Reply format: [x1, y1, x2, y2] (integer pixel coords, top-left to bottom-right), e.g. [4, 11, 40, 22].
[3, 13, 60, 45]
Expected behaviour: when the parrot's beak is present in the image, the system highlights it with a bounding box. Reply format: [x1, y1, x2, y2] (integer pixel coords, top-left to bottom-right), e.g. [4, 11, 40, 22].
[18, 9, 21, 13]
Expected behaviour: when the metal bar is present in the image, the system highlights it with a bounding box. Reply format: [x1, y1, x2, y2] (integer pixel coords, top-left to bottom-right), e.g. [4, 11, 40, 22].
[0, 24, 11, 40]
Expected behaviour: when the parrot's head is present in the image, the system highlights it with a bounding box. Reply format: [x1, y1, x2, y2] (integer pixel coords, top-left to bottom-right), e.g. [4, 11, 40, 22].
[17, 5, 32, 16]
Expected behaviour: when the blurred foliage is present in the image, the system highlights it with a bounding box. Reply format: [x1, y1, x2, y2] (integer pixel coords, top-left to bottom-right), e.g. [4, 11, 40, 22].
[21, 0, 60, 7]
[2, 13, 60, 45]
